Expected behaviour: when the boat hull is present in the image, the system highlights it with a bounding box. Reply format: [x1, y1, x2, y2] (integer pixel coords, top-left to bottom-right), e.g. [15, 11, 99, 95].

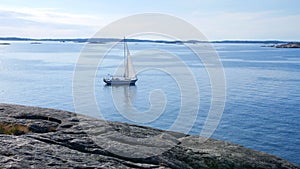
[103, 78, 137, 85]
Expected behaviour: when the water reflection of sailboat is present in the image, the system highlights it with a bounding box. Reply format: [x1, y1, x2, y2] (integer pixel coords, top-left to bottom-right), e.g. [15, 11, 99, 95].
[103, 38, 138, 85]
[109, 85, 165, 124]
[110, 85, 137, 114]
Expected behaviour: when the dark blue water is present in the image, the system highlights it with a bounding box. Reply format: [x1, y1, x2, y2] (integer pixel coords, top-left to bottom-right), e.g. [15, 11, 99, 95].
[0, 41, 299, 165]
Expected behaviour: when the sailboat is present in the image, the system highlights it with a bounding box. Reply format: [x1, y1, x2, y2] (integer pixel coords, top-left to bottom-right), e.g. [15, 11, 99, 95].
[103, 38, 138, 85]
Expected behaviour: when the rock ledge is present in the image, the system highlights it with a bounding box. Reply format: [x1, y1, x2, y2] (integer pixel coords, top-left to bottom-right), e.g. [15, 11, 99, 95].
[0, 104, 299, 169]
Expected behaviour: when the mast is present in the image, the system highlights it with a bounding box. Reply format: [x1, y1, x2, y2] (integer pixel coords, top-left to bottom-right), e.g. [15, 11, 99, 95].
[123, 37, 126, 77]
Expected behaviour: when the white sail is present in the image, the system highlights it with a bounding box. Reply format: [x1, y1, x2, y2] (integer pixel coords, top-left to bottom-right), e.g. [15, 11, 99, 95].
[124, 42, 136, 79]
[103, 38, 138, 85]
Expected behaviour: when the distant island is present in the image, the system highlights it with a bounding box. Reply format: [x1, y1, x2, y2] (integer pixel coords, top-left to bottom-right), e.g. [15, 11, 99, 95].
[0, 42, 10, 45]
[0, 37, 299, 45]
[262, 42, 300, 48]
[275, 43, 300, 48]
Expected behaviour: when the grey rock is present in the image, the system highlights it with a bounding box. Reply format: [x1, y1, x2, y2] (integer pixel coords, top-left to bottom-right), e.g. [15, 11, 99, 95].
[0, 103, 299, 169]
[275, 43, 300, 48]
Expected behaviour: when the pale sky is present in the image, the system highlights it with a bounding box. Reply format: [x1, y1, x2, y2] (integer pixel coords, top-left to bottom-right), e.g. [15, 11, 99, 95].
[0, 0, 299, 40]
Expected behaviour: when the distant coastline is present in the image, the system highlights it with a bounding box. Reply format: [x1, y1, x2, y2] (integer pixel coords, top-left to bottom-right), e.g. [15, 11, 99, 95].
[0, 37, 299, 44]
[0, 42, 10, 45]
[275, 43, 300, 48]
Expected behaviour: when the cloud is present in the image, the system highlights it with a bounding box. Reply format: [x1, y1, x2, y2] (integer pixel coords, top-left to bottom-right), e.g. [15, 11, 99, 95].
[0, 5, 299, 40]
[0, 6, 104, 38]
[189, 11, 300, 40]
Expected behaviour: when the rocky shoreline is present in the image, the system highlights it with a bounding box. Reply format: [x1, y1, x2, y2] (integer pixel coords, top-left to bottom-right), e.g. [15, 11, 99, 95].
[275, 43, 300, 48]
[0, 103, 299, 169]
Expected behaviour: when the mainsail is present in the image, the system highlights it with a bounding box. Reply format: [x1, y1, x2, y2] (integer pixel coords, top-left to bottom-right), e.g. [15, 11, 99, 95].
[103, 37, 138, 85]
[124, 41, 136, 79]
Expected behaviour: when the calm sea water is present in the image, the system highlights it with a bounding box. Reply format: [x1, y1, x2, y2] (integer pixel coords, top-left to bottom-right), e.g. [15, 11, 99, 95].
[0, 41, 299, 165]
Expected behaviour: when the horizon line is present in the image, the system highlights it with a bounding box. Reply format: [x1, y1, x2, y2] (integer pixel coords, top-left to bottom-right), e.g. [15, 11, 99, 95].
[0, 37, 299, 43]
